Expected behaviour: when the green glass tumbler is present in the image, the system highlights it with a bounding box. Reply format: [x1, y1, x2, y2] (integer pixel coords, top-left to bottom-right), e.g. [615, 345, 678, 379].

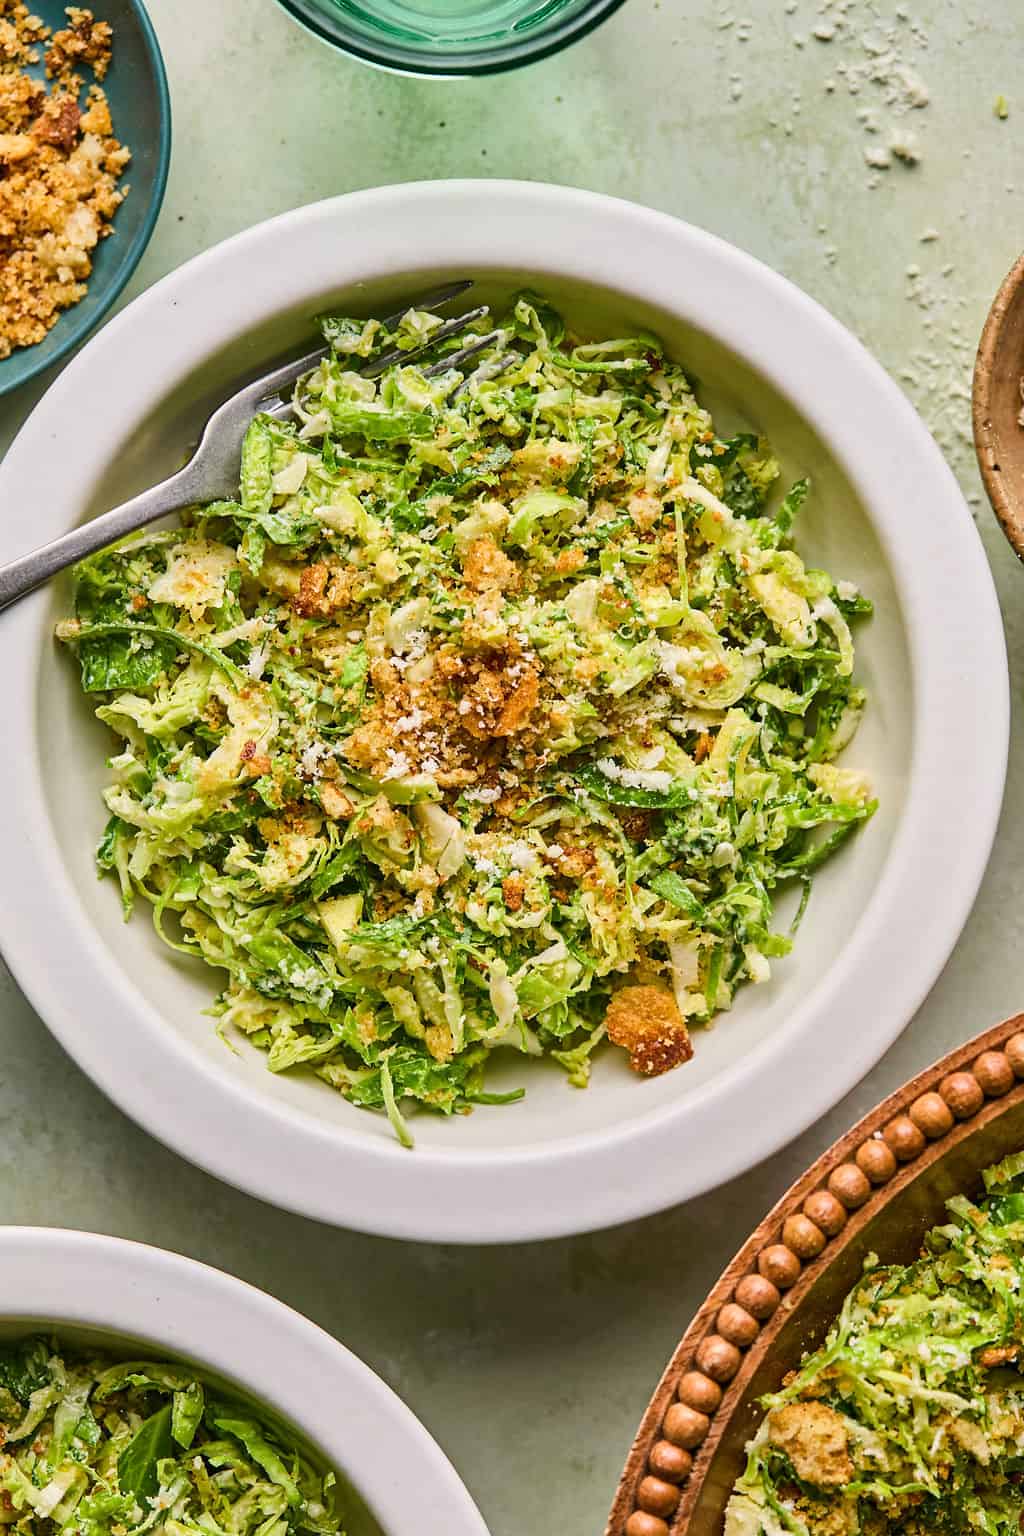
[274, 0, 626, 76]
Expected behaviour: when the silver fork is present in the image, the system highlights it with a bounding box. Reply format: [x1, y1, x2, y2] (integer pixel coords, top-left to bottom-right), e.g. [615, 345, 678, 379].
[0, 279, 505, 614]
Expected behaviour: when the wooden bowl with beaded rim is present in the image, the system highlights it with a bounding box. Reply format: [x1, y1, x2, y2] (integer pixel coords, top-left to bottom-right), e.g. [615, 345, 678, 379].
[974, 249, 1024, 559]
[607, 1013, 1024, 1536]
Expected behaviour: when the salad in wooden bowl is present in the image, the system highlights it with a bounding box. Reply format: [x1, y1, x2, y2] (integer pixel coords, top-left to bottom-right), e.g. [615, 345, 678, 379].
[609, 1013, 1024, 1536]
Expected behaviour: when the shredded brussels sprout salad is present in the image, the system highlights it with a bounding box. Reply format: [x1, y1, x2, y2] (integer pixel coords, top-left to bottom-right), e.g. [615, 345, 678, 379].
[57, 295, 876, 1145]
[0, 1337, 342, 1536]
[726, 1149, 1024, 1536]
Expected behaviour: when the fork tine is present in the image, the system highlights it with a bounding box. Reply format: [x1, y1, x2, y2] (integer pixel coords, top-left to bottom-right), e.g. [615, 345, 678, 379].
[252, 280, 476, 408]
[453, 350, 519, 398]
[360, 305, 490, 380]
[263, 329, 512, 421]
[422, 329, 505, 378]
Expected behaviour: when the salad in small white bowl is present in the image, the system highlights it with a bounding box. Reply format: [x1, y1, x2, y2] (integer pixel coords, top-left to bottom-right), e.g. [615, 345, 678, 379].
[0, 1228, 488, 1536]
[0, 181, 1008, 1241]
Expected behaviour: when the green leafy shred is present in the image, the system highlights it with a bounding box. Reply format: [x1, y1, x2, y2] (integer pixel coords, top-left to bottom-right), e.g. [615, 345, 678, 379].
[56, 295, 875, 1143]
[117, 1405, 172, 1502]
[726, 1148, 1024, 1536]
[0, 1338, 344, 1536]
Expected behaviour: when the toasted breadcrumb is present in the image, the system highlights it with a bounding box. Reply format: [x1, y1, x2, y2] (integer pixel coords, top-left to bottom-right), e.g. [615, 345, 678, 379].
[462, 535, 518, 593]
[45, 5, 111, 79]
[292, 561, 354, 618]
[766, 1402, 853, 1487]
[0, 2, 129, 360]
[604, 985, 693, 1076]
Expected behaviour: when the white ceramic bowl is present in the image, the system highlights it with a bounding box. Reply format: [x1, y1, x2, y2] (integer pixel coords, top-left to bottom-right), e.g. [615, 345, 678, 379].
[0, 1229, 488, 1536]
[0, 182, 1008, 1242]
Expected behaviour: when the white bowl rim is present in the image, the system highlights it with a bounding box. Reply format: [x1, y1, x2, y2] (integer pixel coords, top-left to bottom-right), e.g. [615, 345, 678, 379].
[0, 1228, 488, 1536]
[0, 179, 1008, 1242]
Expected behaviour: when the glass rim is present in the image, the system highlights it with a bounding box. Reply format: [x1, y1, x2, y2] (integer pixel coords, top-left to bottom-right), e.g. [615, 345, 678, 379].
[272, 0, 628, 77]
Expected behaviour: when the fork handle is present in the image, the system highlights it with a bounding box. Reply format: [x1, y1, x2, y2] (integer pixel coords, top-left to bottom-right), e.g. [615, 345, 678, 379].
[0, 462, 205, 615]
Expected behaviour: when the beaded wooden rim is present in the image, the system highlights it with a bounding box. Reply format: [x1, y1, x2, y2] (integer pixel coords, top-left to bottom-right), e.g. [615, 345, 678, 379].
[606, 1013, 1024, 1536]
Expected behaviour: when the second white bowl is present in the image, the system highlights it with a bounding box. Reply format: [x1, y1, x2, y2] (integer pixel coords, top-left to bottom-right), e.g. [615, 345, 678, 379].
[0, 1229, 488, 1536]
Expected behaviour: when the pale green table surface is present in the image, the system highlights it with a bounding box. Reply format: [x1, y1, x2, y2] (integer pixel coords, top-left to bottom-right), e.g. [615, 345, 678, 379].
[2, 3, 1024, 1532]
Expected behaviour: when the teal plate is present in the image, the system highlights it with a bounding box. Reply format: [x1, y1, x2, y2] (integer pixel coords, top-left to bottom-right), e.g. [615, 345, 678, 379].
[0, 0, 171, 396]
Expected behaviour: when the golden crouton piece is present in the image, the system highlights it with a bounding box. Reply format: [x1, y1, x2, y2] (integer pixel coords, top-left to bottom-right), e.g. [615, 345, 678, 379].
[977, 1343, 1019, 1369]
[766, 1402, 853, 1488]
[604, 986, 693, 1077]
[292, 562, 354, 618]
[319, 782, 355, 820]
